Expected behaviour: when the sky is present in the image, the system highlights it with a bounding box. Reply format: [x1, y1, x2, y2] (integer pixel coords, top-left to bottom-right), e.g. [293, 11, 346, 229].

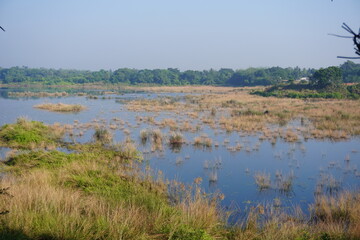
[0, 0, 359, 71]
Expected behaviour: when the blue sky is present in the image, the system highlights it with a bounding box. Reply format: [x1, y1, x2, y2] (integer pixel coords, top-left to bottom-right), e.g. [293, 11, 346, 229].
[0, 0, 359, 70]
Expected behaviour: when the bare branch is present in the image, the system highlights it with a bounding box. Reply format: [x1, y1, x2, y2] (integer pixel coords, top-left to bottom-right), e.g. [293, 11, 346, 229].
[331, 23, 360, 59]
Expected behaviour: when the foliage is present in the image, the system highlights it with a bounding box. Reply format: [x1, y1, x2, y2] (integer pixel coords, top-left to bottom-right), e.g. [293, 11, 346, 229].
[253, 81, 360, 100]
[310, 66, 342, 89]
[0, 66, 314, 86]
[5, 150, 77, 169]
[1, 62, 360, 87]
[341, 61, 360, 83]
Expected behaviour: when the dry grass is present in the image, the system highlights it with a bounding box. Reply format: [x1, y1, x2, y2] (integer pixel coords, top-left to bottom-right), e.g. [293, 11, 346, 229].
[254, 172, 271, 190]
[193, 135, 212, 148]
[34, 103, 86, 112]
[122, 85, 239, 93]
[0, 171, 151, 239]
[0, 143, 224, 240]
[9, 91, 69, 97]
[310, 191, 360, 239]
[0, 144, 359, 239]
[124, 87, 360, 140]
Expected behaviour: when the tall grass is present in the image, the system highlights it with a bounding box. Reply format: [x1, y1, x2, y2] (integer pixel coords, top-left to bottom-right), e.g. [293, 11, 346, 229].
[93, 128, 113, 144]
[0, 144, 223, 240]
[254, 172, 271, 190]
[34, 103, 86, 112]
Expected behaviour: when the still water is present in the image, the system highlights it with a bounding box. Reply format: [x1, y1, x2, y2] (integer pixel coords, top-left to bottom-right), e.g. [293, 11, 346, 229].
[0, 88, 359, 214]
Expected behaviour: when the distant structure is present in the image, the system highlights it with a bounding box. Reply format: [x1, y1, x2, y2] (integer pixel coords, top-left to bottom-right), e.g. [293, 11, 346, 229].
[0, 26, 4, 32]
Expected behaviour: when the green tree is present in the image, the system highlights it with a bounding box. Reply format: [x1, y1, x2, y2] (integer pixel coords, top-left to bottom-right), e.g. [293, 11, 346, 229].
[310, 66, 342, 89]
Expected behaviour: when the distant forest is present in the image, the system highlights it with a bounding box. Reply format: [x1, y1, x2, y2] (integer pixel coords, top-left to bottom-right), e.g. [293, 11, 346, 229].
[0, 61, 359, 86]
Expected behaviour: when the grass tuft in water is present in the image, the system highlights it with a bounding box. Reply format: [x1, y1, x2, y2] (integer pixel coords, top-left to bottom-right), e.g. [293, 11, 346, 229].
[254, 172, 271, 190]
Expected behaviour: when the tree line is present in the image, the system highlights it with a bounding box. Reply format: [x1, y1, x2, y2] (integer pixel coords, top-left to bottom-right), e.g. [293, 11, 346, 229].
[0, 61, 359, 86]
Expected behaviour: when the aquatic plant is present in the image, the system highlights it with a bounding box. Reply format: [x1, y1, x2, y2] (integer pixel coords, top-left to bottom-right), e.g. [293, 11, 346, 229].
[169, 131, 185, 145]
[151, 129, 163, 145]
[276, 173, 294, 193]
[209, 169, 218, 183]
[8, 91, 68, 98]
[193, 135, 212, 148]
[93, 128, 113, 144]
[254, 172, 271, 190]
[34, 103, 86, 112]
[140, 129, 149, 144]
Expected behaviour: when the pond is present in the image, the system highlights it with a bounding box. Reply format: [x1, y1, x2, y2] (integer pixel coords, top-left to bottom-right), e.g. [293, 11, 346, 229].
[0, 87, 359, 216]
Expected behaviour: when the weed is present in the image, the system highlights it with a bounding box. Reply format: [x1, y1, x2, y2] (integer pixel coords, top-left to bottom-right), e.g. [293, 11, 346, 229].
[254, 172, 271, 190]
[34, 103, 85, 112]
[0, 118, 64, 149]
[93, 128, 113, 144]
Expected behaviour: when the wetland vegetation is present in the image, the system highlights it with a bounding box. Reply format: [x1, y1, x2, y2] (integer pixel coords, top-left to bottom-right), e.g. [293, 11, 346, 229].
[0, 84, 359, 239]
[34, 103, 86, 112]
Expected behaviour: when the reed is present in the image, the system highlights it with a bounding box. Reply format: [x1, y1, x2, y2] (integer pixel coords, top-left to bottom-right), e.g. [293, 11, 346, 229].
[193, 135, 213, 148]
[254, 172, 271, 190]
[93, 128, 113, 144]
[169, 131, 185, 145]
[34, 103, 86, 112]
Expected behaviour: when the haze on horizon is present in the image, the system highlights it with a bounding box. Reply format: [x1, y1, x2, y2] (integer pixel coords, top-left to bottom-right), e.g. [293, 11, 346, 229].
[0, 0, 359, 71]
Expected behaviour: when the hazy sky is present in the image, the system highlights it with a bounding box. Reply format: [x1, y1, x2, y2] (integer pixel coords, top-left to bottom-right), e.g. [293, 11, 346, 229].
[0, 0, 359, 70]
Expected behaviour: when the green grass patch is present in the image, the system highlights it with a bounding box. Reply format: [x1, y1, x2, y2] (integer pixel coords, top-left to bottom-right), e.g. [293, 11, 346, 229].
[0, 118, 63, 149]
[4, 150, 77, 170]
[251, 83, 360, 99]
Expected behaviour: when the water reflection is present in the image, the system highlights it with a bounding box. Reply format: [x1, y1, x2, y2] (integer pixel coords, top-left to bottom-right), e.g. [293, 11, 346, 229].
[0, 87, 359, 213]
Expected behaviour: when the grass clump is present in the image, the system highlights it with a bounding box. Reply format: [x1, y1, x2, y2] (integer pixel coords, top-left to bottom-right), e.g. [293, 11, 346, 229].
[193, 135, 212, 148]
[276, 172, 294, 193]
[140, 128, 163, 146]
[34, 102, 86, 112]
[4, 150, 77, 170]
[309, 191, 360, 239]
[254, 172, 271, 190]
[169, 131, 185, 145]
[93, 128, 113, 144]
[0, 118, 64, 149]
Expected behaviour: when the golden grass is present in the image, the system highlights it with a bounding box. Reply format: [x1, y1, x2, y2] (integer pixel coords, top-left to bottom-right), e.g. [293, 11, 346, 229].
[193, 135, 212, 148]
[310, 191, 360, 239]
[9, 91, 69, 97]
[34, 103, 86, 112]
[122, 85, 239, 93]
[0, 145, 359, 239]
[0, 171, 149, 240]
[0, 145, 224, 239]
[124, 87, 360, 140]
